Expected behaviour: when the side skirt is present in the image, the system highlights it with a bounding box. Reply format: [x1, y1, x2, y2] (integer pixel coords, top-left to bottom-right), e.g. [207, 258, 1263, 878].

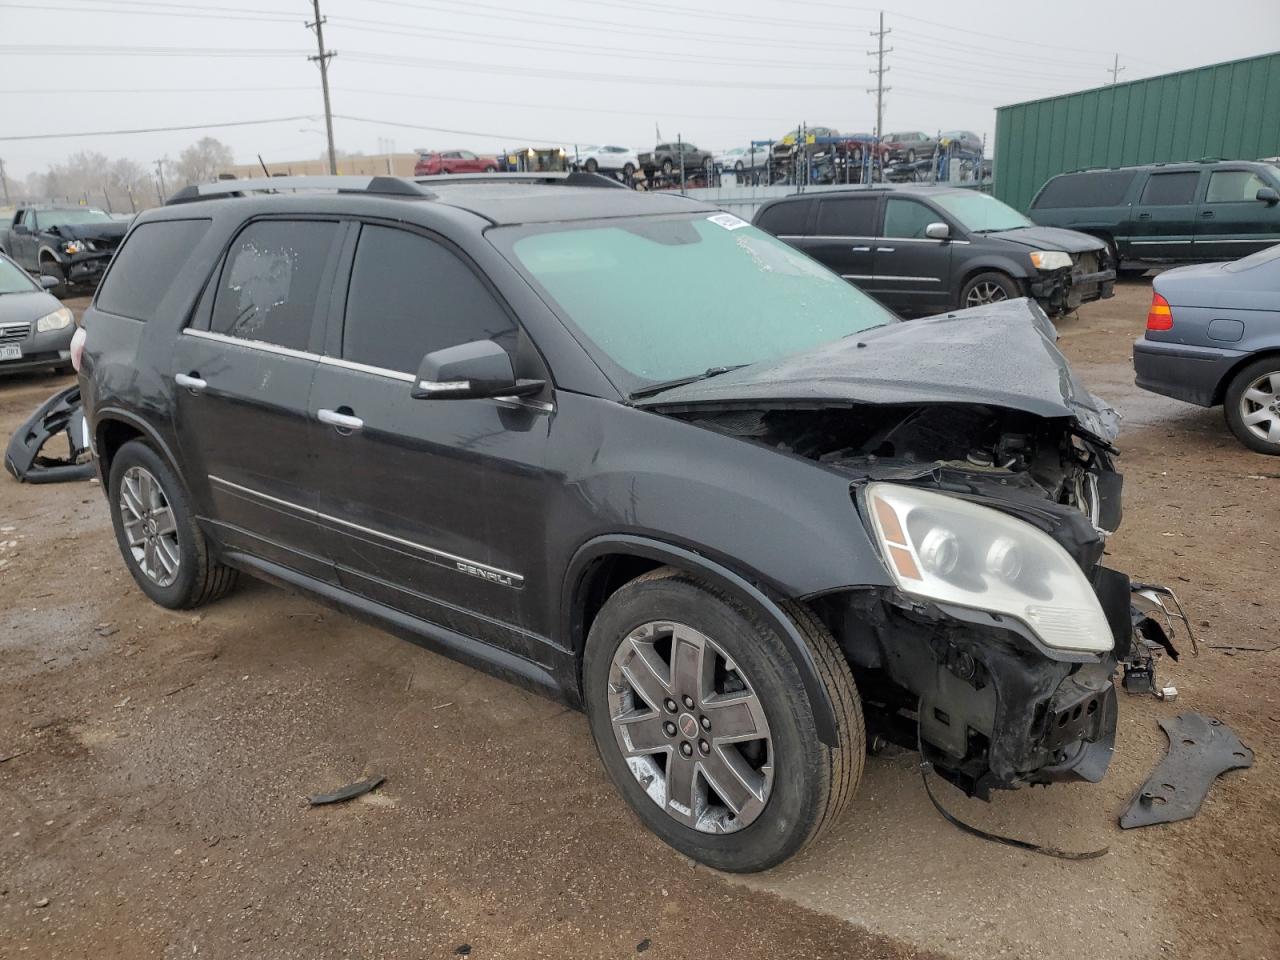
[222, 551, 573, 706]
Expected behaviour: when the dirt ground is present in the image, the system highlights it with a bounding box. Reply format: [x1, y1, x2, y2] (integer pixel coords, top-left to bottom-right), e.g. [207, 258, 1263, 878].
[1, 282, 1276, 960]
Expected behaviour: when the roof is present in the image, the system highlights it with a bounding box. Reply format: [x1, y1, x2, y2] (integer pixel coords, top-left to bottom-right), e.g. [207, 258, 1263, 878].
[761, 183, 978, 203]
[1060, 158, 1276, 175]
[427, 181, 709, 224]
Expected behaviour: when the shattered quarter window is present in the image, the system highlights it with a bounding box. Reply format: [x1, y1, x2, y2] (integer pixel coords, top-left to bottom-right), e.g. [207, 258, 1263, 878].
[210, 220, 339, 351]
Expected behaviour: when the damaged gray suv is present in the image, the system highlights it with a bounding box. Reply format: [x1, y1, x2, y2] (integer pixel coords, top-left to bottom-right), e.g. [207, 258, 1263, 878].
[78, 174, 1136, 872]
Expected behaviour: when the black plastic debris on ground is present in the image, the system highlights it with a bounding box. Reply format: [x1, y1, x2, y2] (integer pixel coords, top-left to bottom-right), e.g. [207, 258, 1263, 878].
[307, 774, 386, 806]
[4, 384, 94, 484]
[1120, 712, 1254, 829]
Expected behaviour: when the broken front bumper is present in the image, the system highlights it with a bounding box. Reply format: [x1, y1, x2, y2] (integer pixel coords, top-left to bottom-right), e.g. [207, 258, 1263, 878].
[65, 253, 113, 286]
[1030, 267, 1116, 317]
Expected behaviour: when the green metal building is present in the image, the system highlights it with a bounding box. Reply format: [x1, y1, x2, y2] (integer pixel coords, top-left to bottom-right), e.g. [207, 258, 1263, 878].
[994, 51, 1280, 212]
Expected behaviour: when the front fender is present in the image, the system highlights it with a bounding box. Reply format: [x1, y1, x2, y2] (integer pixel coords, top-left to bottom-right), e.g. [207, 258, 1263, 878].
[563, 534, 842, 746]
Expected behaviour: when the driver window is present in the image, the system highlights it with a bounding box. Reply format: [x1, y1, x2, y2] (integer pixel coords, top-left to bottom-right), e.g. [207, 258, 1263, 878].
[883, 199, 938, 239]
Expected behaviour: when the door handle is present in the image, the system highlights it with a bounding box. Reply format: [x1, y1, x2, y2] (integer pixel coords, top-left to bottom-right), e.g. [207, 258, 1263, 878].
[876, 246, 895, 253]
[317, 407, 364, 433]
[1137, 213, 1152, 220]
[175, 372, 207, 392]
[1200, 210, 1215, 219]
[852, 245, 871, 252]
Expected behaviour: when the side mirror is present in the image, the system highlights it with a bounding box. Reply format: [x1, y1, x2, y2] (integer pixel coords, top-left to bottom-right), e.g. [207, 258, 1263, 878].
[925, 221, 951, 240]
[12, 223, 30, 235]
[39, 275, 59, 290]
[1256, 187, 1279, 205]
[411, 339, 545, 400]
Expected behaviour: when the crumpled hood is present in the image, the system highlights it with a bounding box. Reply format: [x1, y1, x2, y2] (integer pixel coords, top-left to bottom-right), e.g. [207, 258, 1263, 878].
[47, 221, 129, 242]
[984, 225, 1106, 255]
[636, 298, 1119, 443]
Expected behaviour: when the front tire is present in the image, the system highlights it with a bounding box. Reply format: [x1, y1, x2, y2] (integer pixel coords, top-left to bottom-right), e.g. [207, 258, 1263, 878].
[41, 259, 68, 299]
[583, 569, 864, 872]
[960, 271, 1019, 309]
[108, 440, 238, 609]
[584, 158, 598, 172]
[661, 158, 674, 176]
[1224, 357, 1280, 455]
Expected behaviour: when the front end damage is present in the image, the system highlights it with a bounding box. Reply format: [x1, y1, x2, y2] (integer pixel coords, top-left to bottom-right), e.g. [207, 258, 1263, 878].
[639, 302, 1164, 798]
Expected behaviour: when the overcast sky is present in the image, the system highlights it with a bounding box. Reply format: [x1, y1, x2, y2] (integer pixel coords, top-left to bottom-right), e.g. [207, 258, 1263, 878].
[3, 0, 1278, 179]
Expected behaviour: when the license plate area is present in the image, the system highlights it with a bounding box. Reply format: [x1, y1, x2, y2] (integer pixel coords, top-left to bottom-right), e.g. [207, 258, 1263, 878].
[0, 344, 22, 361]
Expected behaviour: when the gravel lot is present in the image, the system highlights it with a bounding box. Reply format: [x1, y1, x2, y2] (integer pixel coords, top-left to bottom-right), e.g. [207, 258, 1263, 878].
[1, 280, 1276, 959]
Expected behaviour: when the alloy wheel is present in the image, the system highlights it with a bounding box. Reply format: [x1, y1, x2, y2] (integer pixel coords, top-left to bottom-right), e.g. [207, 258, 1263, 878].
[1238, 371, 1280, 445]
[966, 281, 1009, 306]
[118, 465, 181, 587]
[608, 621, 773, 834]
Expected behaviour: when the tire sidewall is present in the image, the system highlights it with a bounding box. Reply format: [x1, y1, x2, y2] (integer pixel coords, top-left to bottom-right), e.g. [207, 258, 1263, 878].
[107, 440, 203, 608]
[1224, 357, 1280, 455]
[583, 575, 829, 872]
[960, 271, 1018, 309]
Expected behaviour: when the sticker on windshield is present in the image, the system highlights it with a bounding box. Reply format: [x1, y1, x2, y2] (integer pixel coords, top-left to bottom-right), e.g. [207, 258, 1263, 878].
[707, 213, 750, 231]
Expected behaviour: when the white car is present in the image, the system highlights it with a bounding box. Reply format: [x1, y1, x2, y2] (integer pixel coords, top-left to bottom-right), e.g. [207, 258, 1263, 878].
[574, 145, 639, 177]
[714, 146, 769, 173]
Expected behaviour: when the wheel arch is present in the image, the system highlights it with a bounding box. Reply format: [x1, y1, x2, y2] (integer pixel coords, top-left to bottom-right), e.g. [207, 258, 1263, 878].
[93, 408, 183, 487]
[562, 534, 841, 746]
[1214, 346, 1280, 406]
[37, 245, 65, 267]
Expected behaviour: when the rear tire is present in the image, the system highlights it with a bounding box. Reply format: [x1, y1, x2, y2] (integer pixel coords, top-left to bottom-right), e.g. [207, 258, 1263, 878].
[1224, 356, 1280, 455]
[583, 568, 864, 872]
[584, 158, 598, 172]
[108, 440, 238, 609]
[623, 162, 635, 178]
[661, 158, 674, 176]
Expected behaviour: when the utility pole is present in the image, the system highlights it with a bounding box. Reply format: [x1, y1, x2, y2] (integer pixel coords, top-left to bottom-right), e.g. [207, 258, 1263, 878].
[307, 0, 338, 176]
[1108, 54, 1125, 84]
[0, 157, 9, 205]
[867, 11, 892, 142]
[154, 159, 167, 202]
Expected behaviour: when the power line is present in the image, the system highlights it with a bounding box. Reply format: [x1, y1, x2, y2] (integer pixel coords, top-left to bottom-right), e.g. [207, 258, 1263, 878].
[0, 2, 296, 22]
[0, 115, 316, 142]
[0, 45, 306, 58]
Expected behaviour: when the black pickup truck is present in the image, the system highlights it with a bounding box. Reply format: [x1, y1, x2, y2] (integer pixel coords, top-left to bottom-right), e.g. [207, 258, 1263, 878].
[0, 205, 129, 297]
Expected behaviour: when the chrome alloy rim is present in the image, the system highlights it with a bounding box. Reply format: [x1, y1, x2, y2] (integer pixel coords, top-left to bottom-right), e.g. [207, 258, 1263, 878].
[118, 465, 180, 587]
[966, 281, 1009, 306]
[1239, 370, 1280, 445]
[608, 621, 773, 834]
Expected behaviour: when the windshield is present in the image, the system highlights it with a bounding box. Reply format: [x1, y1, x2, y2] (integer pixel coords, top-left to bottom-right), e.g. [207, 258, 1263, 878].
[39, 208, 113, 229]
[506, 214, 895, 389]
[931, 191, 1031, 232]
[0, 256, 38, 294]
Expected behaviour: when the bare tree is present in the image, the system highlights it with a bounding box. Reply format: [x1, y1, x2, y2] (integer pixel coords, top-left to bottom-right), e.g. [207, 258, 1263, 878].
[171, 137, 235, 187]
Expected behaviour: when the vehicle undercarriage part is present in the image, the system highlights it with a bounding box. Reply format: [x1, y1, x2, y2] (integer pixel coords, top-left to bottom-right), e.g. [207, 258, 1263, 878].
[917, 723, 1109, 861]
[307, 774, 386, 806]
[1124, 582, 1197, 695]
[1119, 713, 1253, 829]
[4, 384, 94, 484]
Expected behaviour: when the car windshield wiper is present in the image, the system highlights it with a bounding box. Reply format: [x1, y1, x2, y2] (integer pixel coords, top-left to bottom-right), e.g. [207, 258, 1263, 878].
[629, 364, 748, 400]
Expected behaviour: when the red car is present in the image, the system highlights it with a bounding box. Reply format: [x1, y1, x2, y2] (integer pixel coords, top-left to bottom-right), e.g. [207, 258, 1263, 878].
[413, 149, 499, 175]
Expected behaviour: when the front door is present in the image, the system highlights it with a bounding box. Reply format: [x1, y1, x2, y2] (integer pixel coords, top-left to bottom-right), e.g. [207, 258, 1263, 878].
[1194, 168, 1280, 260]
[12, 210, 36, 268]
[870, 196, 954, 317]
[795, 194, 881, 298]
[172, 217, 346, 582]
[1125, 170, 1202, 261]
[307, 222, 556, 662]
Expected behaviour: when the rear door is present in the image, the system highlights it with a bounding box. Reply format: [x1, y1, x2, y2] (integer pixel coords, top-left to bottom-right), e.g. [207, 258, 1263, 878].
[1127, 170, 1203, 261]
[1194, 167, 1280, 260]
[307, 221, 554, 659]
[795, 195, 881, 292]
[172, 216, 346, 582]
[870, 196, 954, 317]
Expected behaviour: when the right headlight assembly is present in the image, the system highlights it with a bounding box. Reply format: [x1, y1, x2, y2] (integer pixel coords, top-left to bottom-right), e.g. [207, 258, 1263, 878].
[865, 482, 1112, 654]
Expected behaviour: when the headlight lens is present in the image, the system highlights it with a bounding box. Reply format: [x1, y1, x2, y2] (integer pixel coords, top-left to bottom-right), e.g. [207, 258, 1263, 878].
[1029, 250, 1072, 270]
[36, 307, 74, 333]
[865, 482, 1112, 654]
[62, 240, 92, 254]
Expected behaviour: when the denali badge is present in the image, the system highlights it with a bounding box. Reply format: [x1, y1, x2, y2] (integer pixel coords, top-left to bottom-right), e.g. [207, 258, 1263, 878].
[456, 561, 519, 588]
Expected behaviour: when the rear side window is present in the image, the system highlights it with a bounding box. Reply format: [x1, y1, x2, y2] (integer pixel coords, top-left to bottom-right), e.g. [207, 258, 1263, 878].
[1032, 171, 1135, 208]
[814, 197, 878, 236]
[210, 220, 339, 351]
[1206, 170, 1268, 203]
[341, 224, 515, 374]
[755, 199, 812, 236]
[1140, 172, 1199, 206]
[95, 219, 211, 321]
[883, 198, 937, 239]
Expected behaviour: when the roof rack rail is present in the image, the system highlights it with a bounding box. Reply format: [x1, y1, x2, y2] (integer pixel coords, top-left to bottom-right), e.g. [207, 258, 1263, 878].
[412, 170, 629, 190]
[165, 175, 435, 205]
